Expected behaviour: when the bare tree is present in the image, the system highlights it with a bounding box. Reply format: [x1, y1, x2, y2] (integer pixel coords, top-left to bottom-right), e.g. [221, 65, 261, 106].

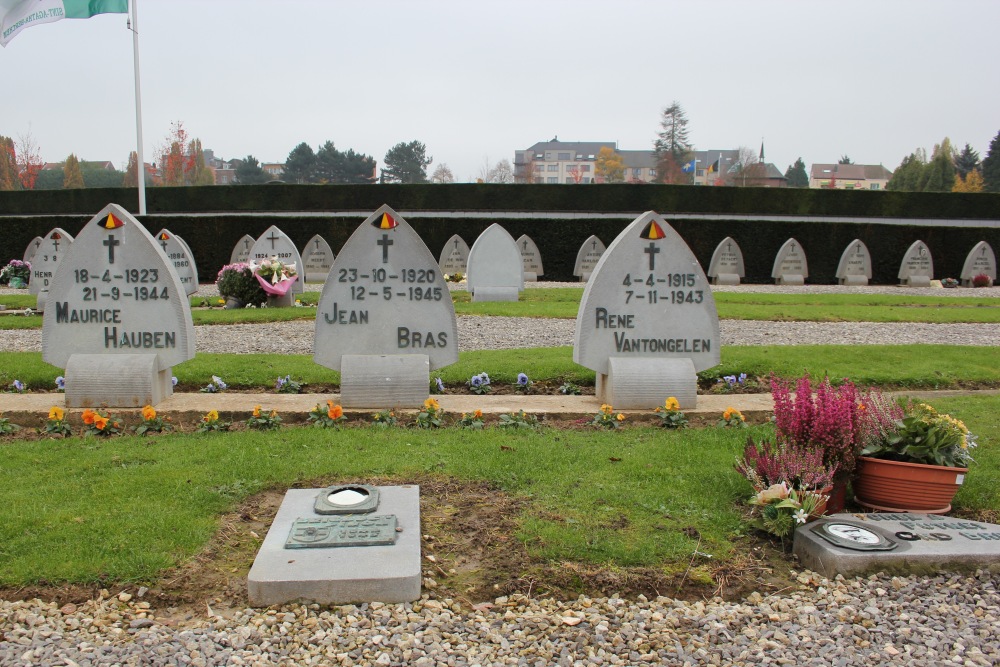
[430, 163, 454, 183]
[15, 130, 43, 190]
[730, 146, 761, 187]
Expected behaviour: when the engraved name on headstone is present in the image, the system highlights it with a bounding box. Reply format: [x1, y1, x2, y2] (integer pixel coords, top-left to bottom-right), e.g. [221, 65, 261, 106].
[301, 234, 335, 283]
[29, 228, 74, 313]
[574, 235, 606, 282]
[230, 234, 255, 265]
[438, 234, 469, 276]
[466, 223, 524, 302]
[155, 229, 199, 296]
[898, 240, 933, 287]
[708, 236, 745, 286]
[249, 225, 304, 304]
[835, 239, 872, 286]
[574, 211, 720, 409]
[516, 234, 544, 282]
[960, 241, 996, 286]
[23, 236, 43, 265]
[41, 203, 195, 407]
[772, 238, 808, 285]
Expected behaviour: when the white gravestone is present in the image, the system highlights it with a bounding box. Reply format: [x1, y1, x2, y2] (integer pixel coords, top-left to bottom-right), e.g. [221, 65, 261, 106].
[30, 228, 74, 313]
[41, 203, 195, 407]
[516, 234, 544, 282]
[772, 238, 808, 285]
[438, 234, 469, 277]
[230, 234, 255, 265]
[708, 236, 745, 286]
[898, 240, 933, 287]
[155, 229, 199, 296]
[314, 205, 459, 408]
[573, 211, 720, 409]
[249, 225, 304, 306]
[466, 224, 524, 302]
[960, 241, 996, 286]
[835, 239, 872, 286]
[301, 234, 335, 283]
[574, 235, 606, 282]
[23, 236, 43, 264]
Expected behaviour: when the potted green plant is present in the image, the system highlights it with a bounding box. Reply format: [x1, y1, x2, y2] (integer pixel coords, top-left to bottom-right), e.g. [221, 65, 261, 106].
[855, 400, 976, 513]
[216, 262, 267, 308]
[0, 259, 31, 289]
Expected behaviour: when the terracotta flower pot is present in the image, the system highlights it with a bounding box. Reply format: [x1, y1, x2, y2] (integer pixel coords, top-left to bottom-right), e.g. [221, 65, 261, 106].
[853, 455, 967, 514]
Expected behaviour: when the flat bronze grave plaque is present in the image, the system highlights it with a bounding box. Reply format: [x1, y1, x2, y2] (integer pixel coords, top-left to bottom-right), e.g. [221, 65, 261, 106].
[285, 515, 398, 549]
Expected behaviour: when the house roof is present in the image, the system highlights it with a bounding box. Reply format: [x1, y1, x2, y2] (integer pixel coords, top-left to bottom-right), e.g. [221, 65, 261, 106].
[524, 140, 617, 159]
[618, 150, 657, 168]
[810, 163, 893, 180]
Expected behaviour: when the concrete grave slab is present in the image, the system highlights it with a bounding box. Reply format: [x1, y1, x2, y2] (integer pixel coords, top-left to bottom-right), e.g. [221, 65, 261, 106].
[836, 239, 872, 286]
[772, 238, 808, 285]
[230, 234, 255, 265]
[438, 234, 469, 277]
[516, 234, 544, 281]
[29, 228, 74, 312]
[155, 229, 199, 296]
[301, 234, 335, 283]
[573, 235, 606, 282]
[794, 512, 1000, 579]
[708, 236, 744, 286]
[467, 223, 523, 302]
[899, 240, 934, 287]
[248, 485, 421, 606]
[961, 241, 996, 286]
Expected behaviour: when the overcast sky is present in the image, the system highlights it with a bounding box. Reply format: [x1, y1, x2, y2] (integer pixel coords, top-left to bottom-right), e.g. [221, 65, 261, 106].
[2, 0, 998, 182]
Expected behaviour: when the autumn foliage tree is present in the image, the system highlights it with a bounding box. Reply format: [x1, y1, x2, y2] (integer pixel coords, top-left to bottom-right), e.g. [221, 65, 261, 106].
[156, 121, 211, 186]
[63, 154, 85, 189]
[15, 132, 43, 190]
[595, 146, 624, 183]
[0, 136, 18, 191]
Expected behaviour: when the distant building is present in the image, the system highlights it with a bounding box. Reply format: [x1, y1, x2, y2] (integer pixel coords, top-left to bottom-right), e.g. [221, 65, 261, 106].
[810, 163, 893, 190]
[262, 163, 285, 179]
[514, 139, 658, 184]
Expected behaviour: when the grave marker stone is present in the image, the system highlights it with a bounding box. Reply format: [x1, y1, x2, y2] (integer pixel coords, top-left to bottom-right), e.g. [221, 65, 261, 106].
[898, 240, 933, 287]
[707, 236, 745, 286]
[835, 239, 872, 286]
[249, 225, 304, 306]
[230, 234, 255, 265]
[573, 235, 606, 281]
[41, 203, 195, 407]
[301, 234, 335, 283]
[23, 236, 43, 264]
[438, 234, 469, 277]
[314, 205, 458, 407]
[29, 228, 74, 313]
[573, 211, 720, 409]
[795, 512, 1000, 579]
[466, 223, 523, 302]
[516, 234, 544, 282]
[771, 238, 808, 285]
[155, 229, 199, 296]
[960, 241, 996, 286]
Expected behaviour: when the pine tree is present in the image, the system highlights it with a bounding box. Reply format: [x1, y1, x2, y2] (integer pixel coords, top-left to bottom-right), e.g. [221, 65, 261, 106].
[954, 143, 981, 180]
[653, 101, 693, 184]
[784, 158, 809, 188]
[381, 140, 431, 184]
[982, 130, 1000, 193]
[63, 154, 85, 189]
[283, 142, 317, 184]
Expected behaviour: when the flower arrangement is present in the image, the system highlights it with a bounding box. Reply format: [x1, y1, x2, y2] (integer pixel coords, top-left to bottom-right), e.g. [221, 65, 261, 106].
[972, 273, 993, 288]
[497, 409, 539, 429]
[559, 382, 582, 395]
[246, 405, 282, 431]
[275, 375, 302, 394]
[941, 277, 959, 288]
[861, 401, 976, 468]
[654, 397, 689, 429]
[711, 372, 758, 393]
[82, 408, 122, 437]
[216, 262, 268, 307]
[54, 376, 65, 392]
[515, 373, 532, 393]
[0, 413, 19, 435]
[0, 259, 30, 287]
[736, 437, 836, 492]
[197, 409, 231, 433]
[718, 407, 747, 428]
[250, 256, 298, 296]
[591, 404, 625, 429]
[458, 409, 485, 430]
[748, 483, 828, 539]
[371, 409, 398, 428]
[308, 401, 347, 428]
[8, 379, 25, 393]
[134, 405, 172, 435]
[44, 406, 72, 436]
[443, 272, 465, 283]
[200, 375, 228, 393]
[467, 372, 491, 395]
[415, 398, 443, 428]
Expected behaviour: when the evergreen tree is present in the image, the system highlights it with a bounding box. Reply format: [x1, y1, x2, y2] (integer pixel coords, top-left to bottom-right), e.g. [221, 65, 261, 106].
[381, 140, 431, 183]
[954, 143, 981, 180]
[283, 142, 317, 184]
[839, 155, 853, 164]
[982, 130, 1000, 193]
[653, 101, 693, 184]
[235, 155, 269, 184]
[123, 151, 140, 188]
[187, 139, 214, 185]
[784, 158, 809, 188]
[887, 151, 926, 191]
[63, 154, 85, 189]
[315, 141, 376, 184]
[917, 138, 955, 192]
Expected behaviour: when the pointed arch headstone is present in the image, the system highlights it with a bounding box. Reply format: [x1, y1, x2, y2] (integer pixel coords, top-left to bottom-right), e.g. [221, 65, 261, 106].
[574, 235, 606, 281]
[23, 236, 43, 264]
[29, 228, 74, 312]
[301, 234, 335, 283]
[438, 234, 469, 277]
[708, 236, 744, 286]
[898, 240, 933, 287]
[249, 225, 304, 305]
[836, 239, 872, 286]
[41, 203, 195, 407]
[961, 241, 996, 286]
[516, 234, 544, 281]
[466, 224, 523, 301]
[155, 229, 199, 296]
[315, 205, 458, 407]
[230, 234, 255, 265]
[573, 211, 720, 409]
[772, 238, 808, 285]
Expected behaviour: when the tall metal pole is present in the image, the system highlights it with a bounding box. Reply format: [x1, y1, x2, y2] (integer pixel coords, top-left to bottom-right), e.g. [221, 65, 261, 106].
[130, 0, 146, 215]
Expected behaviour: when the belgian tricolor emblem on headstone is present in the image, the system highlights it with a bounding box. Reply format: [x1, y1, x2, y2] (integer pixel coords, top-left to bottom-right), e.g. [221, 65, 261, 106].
[100, 213, 125, 229]
[372, 212, 398, 230]
[51, 231, 62, 240]
[158, 232, 170, 240]
[640, 220, 666, 240]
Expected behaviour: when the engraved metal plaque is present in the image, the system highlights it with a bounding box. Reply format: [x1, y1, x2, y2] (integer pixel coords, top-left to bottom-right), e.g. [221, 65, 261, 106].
[285, 515, 398, 549]
[810, 521, 897, 552]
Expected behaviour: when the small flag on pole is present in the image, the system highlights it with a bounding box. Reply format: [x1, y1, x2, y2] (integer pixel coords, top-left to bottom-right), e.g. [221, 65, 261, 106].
[707, 159, 720, 174]
[2, 0, 128, 48]
[681, 160, 696, 173]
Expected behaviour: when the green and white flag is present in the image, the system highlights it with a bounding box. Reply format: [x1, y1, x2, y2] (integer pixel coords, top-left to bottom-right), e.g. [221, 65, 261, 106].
[2, 0, 127, 47]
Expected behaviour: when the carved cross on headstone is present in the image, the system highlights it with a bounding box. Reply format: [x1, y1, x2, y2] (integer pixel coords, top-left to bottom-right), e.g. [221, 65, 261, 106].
[855, 242, 862, 253]
[267, 232, 280, 249]
[790, 242, 797, 253]
[644, 242, 660, 271]
[523, 240, 528, 250]
[34, 239, 41, 250]
[51, 237, 60, 252]
[103, 234, 120, 264]
[314, 238, 322, 250]
[160, 239, 169, 252]
[243, 238, 251, 250]
[377, 233, 393, 264]
[727, 241, 733, 252]
[592, 239, 598, 250]
[453, 238, 459, 250]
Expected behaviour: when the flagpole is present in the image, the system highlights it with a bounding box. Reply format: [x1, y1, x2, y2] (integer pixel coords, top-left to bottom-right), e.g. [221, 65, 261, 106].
[129, 0, 146, 215]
